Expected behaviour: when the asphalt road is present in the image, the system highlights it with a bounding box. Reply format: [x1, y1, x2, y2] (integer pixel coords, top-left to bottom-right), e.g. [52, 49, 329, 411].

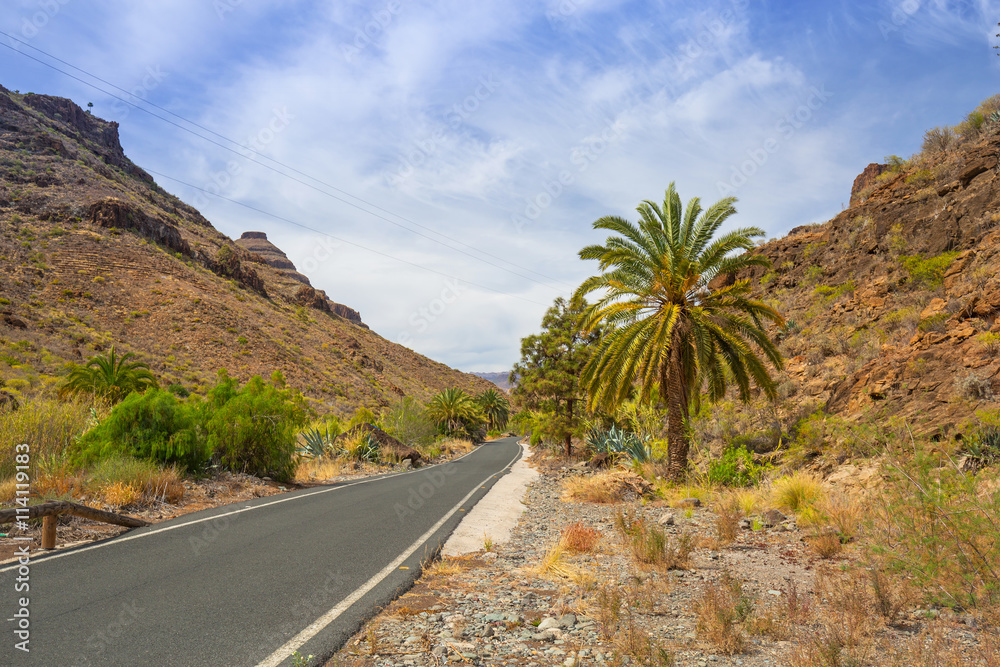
[0, 437, 522, 666]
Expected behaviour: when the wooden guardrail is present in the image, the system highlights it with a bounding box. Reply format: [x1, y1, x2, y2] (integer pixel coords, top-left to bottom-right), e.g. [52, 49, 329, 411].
[0, 501, 151, 549]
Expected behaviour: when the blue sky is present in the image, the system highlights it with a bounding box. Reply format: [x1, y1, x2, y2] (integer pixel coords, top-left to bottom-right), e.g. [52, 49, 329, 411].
[2, 0, 998, 372]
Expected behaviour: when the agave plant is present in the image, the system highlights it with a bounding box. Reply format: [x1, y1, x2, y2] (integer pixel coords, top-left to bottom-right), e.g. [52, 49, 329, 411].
[344, 432, 380, 463]
[586, 425, 653, 464]
[297, 424, 340, 458]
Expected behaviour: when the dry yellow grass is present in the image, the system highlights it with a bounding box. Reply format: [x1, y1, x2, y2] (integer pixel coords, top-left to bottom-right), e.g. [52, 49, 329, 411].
[0, 477, 16, 502]
[806, 531, 843, 559]
[423, 556, 466, 578]
[770, 472, 824, 512]
[296, 456, 346, 482]
[437, 438, 475, 457]
[562, 470, 652, 504]
[102, 481, 142, 508]
[715, 493, 743, 545]
[535, 543, 579, 578]
[658, 481, 713, 507]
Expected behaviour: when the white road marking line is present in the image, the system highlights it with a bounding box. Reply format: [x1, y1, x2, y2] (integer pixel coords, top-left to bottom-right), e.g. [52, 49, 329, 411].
[0, 445, 490, 573]
[255, 445, 521, 667]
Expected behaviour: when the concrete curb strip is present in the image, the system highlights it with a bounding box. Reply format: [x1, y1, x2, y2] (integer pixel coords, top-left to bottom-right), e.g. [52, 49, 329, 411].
[442, 442, 539, 556]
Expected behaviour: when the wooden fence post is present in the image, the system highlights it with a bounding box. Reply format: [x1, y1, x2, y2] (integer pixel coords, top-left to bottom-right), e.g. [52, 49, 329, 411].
[41, 515, 57, 549]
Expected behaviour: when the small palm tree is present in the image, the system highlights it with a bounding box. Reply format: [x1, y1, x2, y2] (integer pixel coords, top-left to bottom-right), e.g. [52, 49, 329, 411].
[59, 345, 158, 403]
[477, 388, 510, 432]
[575, 183, 784, 480]
[425, 388, 483, 436]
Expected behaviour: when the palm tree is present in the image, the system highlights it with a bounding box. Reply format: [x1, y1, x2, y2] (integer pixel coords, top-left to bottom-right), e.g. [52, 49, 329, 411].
[59, 345, 158, 403]
[477, 388, 510, 432]
[425, 388, 484, 437]
[574, 183, 784, 480]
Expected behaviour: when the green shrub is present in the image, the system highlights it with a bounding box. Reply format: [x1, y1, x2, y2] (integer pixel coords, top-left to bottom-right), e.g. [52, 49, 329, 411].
[204, 373, 307, 481]
[381, 397, 436, 448]
[869, 449, 1000, 609]
[900, 251, 959, 289]
[74, 389, 207, 471]
[884, 154, 907, 172]
[917, 313, 948, 333]
[166, 383, 190, 398]
[347, 406, 381, 431]
[812, 281, 854, 302]
[707, 445, 770, 487]
[975, 331, 1000, 355]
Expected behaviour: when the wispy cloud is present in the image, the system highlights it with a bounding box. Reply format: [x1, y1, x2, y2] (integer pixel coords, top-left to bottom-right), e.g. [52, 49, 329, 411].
[1, 0, 998, 371]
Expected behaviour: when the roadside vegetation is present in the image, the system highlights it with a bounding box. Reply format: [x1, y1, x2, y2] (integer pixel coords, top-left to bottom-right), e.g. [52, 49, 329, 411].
[0, 345, 510, 512]
[502, 112, 1000, 660]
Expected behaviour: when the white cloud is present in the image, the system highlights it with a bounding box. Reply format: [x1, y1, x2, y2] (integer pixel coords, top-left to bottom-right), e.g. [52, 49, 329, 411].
[2, 0, 998, 371]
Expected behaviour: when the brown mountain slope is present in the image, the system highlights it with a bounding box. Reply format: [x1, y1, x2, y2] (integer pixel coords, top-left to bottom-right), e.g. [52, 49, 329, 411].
[0, 84, 493, 412]
[735, 128, 1000, 439]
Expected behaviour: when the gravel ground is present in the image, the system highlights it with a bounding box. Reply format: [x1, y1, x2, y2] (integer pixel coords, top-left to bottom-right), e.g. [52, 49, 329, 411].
[327, 456, 999, 667]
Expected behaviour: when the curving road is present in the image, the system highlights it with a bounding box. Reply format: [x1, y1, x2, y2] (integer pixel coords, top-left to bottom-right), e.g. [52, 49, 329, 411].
[0, 437, 522, 666]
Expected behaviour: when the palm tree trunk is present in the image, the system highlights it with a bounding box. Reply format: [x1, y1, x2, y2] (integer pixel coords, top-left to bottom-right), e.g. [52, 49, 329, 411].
[665, 343, 689, 481]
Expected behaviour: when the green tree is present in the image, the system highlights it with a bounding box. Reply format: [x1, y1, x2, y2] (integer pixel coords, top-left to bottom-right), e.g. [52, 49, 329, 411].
[510, 297, 598, 456]
[574, 184, 784, 479]
[425, 388, 484, 437]
[59, 345, 158, 403]
[73, 388, 208, 471]
[203, 371, 307, 482]
[477, 388, 511, 432]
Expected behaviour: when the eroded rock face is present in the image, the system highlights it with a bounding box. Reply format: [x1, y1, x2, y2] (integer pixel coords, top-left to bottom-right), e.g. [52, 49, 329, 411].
[236, 231, 299, 271]
[240, 231, 365, 325]
[88, 198, 190, 256]
[849, 162, 887, 206]
[21, 93, 153, 182]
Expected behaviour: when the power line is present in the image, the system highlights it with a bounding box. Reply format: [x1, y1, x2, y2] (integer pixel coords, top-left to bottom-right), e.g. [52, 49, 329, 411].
[144, 168, 551, 307]
[0, 31, 577, 293]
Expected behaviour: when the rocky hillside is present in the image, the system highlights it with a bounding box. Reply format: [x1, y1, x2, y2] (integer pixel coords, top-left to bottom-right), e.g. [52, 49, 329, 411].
[735, 122, 1000, 442]
[0, 84, 493, 413]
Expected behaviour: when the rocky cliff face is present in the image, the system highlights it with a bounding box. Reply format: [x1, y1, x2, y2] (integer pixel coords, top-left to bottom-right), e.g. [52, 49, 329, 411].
[235, 231, 364, 325]
[0, 85, 491, 412]
[736, 129, 1000, 441]
[848, 162, 887, 206]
